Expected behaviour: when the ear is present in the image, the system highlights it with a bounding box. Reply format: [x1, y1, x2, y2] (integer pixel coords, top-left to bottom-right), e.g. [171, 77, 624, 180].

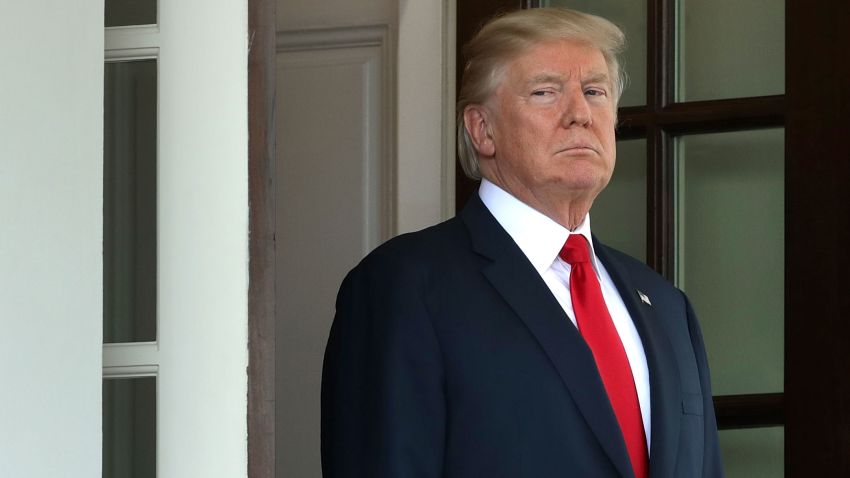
[463, 105, 496, 158]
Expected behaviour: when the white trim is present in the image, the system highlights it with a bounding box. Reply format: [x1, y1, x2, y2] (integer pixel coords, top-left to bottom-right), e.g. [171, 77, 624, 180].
[106, 25, 159, 51]
[105, 48, 159, 62]
[276, 25, 397, 239]
[103, 342, 159, 368]
[103, 365, 160, 378]
[276, 25, 387, 52]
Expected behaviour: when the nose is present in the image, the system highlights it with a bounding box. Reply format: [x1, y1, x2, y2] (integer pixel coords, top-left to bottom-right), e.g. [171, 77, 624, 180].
[560, 87, 592, 128]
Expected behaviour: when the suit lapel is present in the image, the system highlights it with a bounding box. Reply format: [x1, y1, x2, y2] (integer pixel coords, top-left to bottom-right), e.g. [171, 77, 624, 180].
[593, 239, 682, 478]
[461, 197, 635, 478]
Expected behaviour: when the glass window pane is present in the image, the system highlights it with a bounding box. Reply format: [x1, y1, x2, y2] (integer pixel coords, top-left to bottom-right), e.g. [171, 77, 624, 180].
[103, 377, 156, 478]
[542, 0, 647, 107]
[676, 128, 784, 395]
[106, 0, 157, 27]
[592, 138, 647, 262]
[676, 0, 784, 101]
[104, 60, 157, 343]
[720, 427, 784, 478]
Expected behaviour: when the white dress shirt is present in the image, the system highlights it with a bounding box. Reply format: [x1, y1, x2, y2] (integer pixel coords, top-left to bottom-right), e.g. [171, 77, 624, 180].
[479, 179, 652, 448]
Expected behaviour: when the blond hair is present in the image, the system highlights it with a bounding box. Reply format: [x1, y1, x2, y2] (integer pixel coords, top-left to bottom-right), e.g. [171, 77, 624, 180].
[457, 8, 627, 179]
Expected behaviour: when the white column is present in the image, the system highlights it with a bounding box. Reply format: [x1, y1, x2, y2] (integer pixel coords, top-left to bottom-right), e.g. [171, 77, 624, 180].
[157, 1, 249, 476]
[0, 1, 104, 476]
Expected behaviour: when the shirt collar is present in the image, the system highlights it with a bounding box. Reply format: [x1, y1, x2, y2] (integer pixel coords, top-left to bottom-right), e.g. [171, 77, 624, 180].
[478, 179, 602, 277]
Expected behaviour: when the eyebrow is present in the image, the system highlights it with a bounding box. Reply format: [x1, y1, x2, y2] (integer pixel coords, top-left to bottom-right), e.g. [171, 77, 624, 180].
[581, 72, 611, 86]
[527, 73, 565, 87]
[526, 71, 611, 87]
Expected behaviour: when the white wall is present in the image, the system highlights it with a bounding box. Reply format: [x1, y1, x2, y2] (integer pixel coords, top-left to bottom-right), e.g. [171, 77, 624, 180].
[276, 30, 392, 476]
[277, 0, 454, 231]
[0, 1, 103, 476]
[274, 1, 454, 477]
[278, 0, 396, 30]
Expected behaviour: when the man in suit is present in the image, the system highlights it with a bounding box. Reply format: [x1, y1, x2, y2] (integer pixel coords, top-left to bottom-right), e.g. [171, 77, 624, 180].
[322, 7, 723, 478]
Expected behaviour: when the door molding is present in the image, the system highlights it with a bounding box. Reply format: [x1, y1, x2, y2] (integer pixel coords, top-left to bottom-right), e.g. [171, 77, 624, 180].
[276, 24, 397, 242]
[248, 0, 276, 476]
[276, 24, 389, 51]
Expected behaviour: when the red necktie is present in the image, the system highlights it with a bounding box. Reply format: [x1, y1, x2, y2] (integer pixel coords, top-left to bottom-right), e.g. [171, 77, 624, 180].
[560, 234, 648, 478]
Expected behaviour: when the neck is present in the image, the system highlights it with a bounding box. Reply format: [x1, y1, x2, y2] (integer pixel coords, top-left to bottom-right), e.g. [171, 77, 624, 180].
[536, 198, 591, 231]
[483, 177, 595, 231]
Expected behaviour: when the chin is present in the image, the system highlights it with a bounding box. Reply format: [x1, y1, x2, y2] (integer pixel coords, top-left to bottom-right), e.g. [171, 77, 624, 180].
[555, 171, 607, 193]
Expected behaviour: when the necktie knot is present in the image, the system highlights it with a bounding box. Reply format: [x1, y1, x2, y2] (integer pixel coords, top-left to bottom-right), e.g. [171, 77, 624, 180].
[559, 234, 590, 265]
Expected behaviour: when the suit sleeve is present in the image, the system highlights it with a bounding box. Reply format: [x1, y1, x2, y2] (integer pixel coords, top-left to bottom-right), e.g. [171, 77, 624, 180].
[321, 260, 446, 478]
[684, 294, 725, 477]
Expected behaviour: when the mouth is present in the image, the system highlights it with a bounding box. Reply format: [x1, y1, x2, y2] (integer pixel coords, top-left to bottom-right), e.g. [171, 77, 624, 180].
[557, 145, 599, 156]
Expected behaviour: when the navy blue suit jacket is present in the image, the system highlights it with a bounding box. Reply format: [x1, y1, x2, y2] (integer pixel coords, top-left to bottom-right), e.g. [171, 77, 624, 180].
[322, 194, 723, 477]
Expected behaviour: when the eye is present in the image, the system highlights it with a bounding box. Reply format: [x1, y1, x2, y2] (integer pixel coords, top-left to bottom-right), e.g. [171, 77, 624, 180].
[584, 88, 607, 97]
[531, 90, 553, 97]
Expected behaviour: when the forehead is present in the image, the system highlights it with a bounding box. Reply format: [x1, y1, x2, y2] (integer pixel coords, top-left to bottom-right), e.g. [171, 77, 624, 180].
[503, 39, 609, 82]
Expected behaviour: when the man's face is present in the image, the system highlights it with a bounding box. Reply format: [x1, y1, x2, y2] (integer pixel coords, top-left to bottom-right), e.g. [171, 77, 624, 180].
[472, 40, 617, 215]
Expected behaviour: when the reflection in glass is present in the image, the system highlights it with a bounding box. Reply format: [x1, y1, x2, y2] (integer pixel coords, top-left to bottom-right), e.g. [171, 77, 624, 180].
[592, 138, 647, 262]
[676, 128, 784, 395]
[103, 377, 156, 478]
[719, 427, 784, 478]
[104, 60, 157, 344]
[543, 0, 647, 107]
[676, 0, 784, 101]
[106, 0, 157, 27]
